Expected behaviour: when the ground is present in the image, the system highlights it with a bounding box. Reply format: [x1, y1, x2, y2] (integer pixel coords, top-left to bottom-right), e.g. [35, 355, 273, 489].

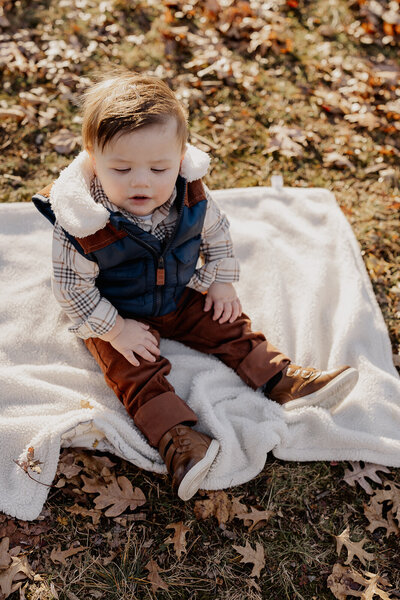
[0, 0, 399, 598]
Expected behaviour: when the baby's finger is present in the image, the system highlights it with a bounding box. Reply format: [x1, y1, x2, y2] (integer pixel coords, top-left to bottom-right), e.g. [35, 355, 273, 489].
[137, 322, 150, 330]
[123, 350, 140, 367]
[204, 294, 212, 312]
[145, 341, 160, 356]
[219, 303, 233, 324]
[229, 300, 241, 323]
[136, 345, 157, 362]
[145, 332, 159, 347]
[212, 300, 224, 321]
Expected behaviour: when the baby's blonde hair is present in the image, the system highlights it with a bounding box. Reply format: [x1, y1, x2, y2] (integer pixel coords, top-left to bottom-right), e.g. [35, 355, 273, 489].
[81, 68, 188, 152]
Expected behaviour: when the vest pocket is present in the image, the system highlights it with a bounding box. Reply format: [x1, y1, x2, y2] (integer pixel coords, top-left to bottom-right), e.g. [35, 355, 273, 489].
[172, 238, 201, 285]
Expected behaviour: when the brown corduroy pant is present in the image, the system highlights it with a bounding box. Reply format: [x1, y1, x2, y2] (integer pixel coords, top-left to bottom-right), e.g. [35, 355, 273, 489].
[84, 288, 290, 447]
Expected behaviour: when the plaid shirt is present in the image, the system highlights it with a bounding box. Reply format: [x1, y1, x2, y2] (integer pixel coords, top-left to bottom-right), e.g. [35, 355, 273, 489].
[52, 178, 240, 339]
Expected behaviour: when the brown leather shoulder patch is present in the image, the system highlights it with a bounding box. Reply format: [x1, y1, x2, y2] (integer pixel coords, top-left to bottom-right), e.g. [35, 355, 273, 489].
[37, 182, 54, 198]
[76, 223, 128, 254]
[184, 179, 206, 207]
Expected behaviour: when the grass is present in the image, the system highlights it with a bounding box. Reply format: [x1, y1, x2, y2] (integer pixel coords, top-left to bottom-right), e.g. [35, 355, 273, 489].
[1, 0, 400, 598]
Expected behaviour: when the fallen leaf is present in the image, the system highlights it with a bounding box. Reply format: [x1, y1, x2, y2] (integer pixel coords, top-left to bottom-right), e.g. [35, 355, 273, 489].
[50, 544, 87, 565]
[364, 498, 399, 537]
[0, 538, 12, 570]
[266, 123, 307, 157]
[335, 526, 375, 565]
[49, 128, 80, 154]
[234, 506, 274, 531]
[343, 462, 391, 494]
[232, 541, 265, 578]
[327, 562, 371, 600]
[0, 555, 34, 598]
[323, 151, 355, 170]
[65, 503, 102, 525]
[82, 473, 146, 517]
[371, 482, 400, 523]
[165, 522, 191, 559]
[145, 559, 169, 593]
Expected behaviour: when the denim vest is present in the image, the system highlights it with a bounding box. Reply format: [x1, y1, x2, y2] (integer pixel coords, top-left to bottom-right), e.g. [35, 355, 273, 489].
[33, 175, 207, 317]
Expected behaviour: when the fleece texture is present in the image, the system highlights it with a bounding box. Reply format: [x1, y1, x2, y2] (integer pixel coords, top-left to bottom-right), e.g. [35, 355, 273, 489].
[1, 186, 399, 521]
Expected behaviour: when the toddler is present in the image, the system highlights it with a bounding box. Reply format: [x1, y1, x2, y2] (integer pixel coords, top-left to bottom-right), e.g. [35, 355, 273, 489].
[33, 70, 358, 501]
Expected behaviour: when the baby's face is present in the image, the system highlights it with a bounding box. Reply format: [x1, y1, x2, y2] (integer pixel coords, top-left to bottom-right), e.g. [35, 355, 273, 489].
[89, 117, 184, 217]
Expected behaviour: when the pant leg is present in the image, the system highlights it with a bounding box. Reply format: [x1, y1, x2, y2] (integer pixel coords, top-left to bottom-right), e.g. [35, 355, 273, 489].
[165, 288, 290, 390]
[84, 330, 198, 447]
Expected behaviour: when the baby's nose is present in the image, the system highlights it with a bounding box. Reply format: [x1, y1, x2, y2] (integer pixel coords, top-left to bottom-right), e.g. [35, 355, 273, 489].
[130, 172, 150, 187]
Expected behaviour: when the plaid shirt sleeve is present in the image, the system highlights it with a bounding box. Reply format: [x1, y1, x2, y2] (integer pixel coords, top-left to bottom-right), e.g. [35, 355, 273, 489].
[52, 222, 118, 339]
[187, 183, 240, 292]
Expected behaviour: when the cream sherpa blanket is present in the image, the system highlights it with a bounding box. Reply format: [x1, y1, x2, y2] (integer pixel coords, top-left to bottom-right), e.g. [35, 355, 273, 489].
[1, 186, 399, 521]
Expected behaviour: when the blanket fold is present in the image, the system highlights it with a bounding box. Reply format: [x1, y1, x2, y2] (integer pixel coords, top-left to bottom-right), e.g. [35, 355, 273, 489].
[1, 187, 399, 521]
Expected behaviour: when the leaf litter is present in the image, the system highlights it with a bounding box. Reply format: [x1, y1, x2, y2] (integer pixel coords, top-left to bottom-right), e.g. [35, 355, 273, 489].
[1, 0, 400, 597]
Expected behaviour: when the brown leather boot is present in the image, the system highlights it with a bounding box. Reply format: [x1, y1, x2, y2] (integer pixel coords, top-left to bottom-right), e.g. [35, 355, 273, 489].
[265, 364, 358, 410]
[158, 425, 220, 501]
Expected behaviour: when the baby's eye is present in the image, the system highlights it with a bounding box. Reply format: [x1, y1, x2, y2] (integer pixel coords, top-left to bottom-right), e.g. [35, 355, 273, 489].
[113, 168, 130, 173]
[152, 168, 166, 173]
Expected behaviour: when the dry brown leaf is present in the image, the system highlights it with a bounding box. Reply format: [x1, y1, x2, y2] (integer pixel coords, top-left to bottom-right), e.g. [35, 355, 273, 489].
[232, 541, 265, 578]
[343, 462, 391, 494]
[49, 128, 80, 155]
[335, 526, 375, 566]
[50, 544, 87, 565]
[65, 503, 102, 525]
[372, 482, 400, 522]
[0, 554, 34, 598]
[193, 490, 232, 525]
[82, 473, 146, 517]
[327, 562, 370, 599]
[145, 559, 169, 593]
[364, 497, 399, 537]
[234, 506, 274, 531]
[0, 107, 26, 121]
[0, 538, 12, 570]
[266, 124, 307, 157]
[165, 522, 191, 559]
[360, 572, 393, 600]
[323, 151, 355, 170]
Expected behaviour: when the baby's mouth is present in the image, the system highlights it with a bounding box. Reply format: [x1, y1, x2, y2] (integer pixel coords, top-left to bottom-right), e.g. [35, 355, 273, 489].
[130, 195, 150, 200]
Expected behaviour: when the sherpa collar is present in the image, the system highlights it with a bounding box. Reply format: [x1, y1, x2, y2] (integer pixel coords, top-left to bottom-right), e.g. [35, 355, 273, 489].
[49, 143, 210, 237]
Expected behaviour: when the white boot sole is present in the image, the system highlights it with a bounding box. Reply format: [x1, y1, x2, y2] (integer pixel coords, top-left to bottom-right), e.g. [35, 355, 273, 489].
[283, 367, 359, 411]
[177, 439, 220, 501]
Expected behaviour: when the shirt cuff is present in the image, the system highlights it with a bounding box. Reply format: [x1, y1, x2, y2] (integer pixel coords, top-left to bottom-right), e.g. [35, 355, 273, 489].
[188, 257, 240, 292]
[68, 299, 118, 339]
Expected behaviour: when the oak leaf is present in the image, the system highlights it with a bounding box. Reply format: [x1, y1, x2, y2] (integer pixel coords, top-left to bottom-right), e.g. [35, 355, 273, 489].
[266, 124, 307, 157]
[364, 498, 399, 537]
[327, 562, 371, 599]
[193, 490, 232, 525]
[65, 503, 102, 525]
[335, 526, 375, 565]
[232, 541, 265, 578]
[165, 522, 191, 559]
[145, 560, 169, 593]
[343, 462, 390, 494]
[0, 538, 12, 570]
[0, 554, 34, 598]
[234, 507, 274, 531]
[50, 544, 87, 565]
[49, 128, 80, 155]
[82, 473, 146, 517]
[371, 482, 400, 523]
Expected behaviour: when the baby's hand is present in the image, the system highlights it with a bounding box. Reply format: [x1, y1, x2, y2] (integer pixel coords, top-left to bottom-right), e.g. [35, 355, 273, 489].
[204, 282, 242, 324]
[104, 316, 160, 367]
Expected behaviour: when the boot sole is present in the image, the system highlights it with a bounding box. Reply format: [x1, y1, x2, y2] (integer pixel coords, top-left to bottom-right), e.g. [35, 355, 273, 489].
[177, 439, 220, 501]
[283, 367, 359, 411]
